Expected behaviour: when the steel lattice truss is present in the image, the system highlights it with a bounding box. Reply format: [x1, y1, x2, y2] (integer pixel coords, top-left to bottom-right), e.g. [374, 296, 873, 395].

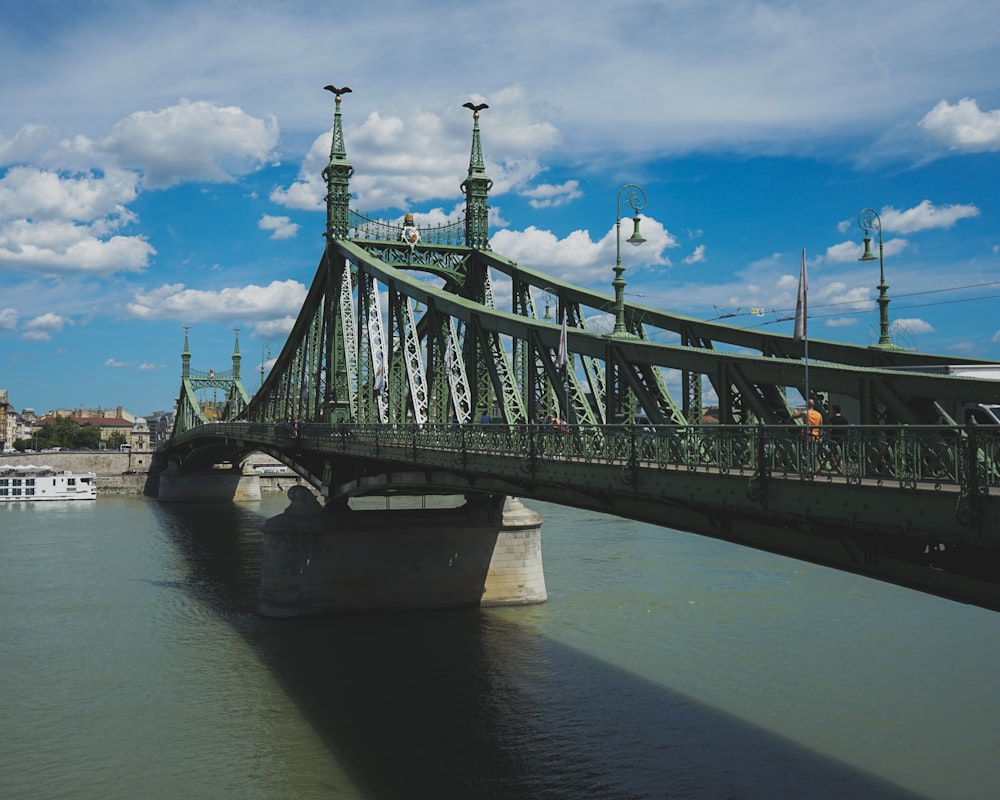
[172, 330, 251, 438]
[176, 91, 1000, 437]
[236, 235, 1000, 432]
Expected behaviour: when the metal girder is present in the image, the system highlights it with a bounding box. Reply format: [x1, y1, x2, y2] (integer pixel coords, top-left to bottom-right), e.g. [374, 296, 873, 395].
[232, 235, 1000, 442]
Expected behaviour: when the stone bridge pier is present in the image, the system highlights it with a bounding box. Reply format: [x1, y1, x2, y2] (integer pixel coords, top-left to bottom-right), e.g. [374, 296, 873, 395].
[258, 488, 547, 617]
[154, 460, 262, 502]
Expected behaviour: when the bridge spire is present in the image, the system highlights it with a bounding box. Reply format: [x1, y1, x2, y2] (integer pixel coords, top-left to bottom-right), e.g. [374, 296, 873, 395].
[231, 328, 241, 382]
[181, 326, 191, 380]
[323, 85, 355, 239]
[461, 101, 492, 249]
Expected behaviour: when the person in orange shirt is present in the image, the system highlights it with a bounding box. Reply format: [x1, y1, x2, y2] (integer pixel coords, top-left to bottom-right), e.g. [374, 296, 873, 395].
[792, 398, 823, 440]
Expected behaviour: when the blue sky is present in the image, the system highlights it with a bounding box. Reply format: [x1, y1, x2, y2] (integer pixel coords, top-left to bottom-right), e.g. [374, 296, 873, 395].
[2, 0, 999, 416]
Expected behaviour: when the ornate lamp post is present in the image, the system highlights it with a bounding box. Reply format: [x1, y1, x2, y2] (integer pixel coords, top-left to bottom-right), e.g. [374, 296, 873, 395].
[857, 207, 896, 348]
[612, 184, 647, 337]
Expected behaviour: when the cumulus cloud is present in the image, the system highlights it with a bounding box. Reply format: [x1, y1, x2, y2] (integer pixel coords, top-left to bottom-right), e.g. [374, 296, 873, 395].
[272, 88, 562, 213]
[489, 218, 676, 287]
[0, 217, 154, 275]
[682, 244, 706, 265]
[126, 280, 307, 322]
[0, 165, 139, 222]
[893, 318, 935, 336]
[0, 165, 153, 275]
[0, 307, 18, 331]
[521, 180, 583, 209]
[879, 199, 980, 234]
[100, 99, 279, 188]
[19, 312, 72, 341]
[249, 317, 297, 340]
[0, 99, 278, 278]
[258, 214, 299, 239]
[919, 98, 1000, 153]
[25, 312, 72, 333]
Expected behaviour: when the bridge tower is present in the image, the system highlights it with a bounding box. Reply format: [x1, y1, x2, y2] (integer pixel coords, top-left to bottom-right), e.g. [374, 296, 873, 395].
[322, 85, 354, 240]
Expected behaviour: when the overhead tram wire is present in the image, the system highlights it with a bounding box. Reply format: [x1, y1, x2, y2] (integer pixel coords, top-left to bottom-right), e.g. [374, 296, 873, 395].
[630, 279, 1000, 325]
[753, 292, 1000, 330]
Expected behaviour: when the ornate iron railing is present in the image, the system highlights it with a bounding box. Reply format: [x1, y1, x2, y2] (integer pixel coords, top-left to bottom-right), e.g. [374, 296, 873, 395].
[190, 421, 999, 494]
[348, 210, 466, 246]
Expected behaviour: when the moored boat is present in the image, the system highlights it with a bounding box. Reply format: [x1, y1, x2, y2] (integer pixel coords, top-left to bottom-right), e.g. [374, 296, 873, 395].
[0, 464, 98, 501]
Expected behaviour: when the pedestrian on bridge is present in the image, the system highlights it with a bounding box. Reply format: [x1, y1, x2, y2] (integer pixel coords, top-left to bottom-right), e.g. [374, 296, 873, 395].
[792, 399, 823, 474]
[792, 399, 823, 440]
[827, 404, 850, 472]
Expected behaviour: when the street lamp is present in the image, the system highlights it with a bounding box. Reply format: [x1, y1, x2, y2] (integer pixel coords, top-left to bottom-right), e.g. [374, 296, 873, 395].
[857, 207, 896, 348]
[612, 184, 647, 337]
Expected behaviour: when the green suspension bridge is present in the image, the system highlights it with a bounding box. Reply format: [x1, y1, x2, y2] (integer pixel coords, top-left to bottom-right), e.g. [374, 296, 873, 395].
[154, 88, 1000, 613]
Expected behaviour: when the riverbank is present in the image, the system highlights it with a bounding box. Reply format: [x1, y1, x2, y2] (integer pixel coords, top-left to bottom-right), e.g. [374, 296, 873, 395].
[0, 451, 301, 496]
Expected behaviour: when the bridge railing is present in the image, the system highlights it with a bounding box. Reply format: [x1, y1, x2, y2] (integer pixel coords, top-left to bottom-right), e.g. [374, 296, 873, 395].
[283, 421, 998, 493]
[178, 419, 996, 492]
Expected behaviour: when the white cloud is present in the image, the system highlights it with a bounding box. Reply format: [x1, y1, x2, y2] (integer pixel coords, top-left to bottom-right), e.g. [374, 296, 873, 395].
[25, 312, 72, 333]
[0, 307, 17, 331]
[258, 214, 299, 240]
[490, 217, 676, 286]
[249, 317, 297, 340]
[126, 280, 307, 322]
[0, 217, 154, 275]
[893, 318, 935, 336]
[272, 89, 562, 213]
[20, 311, 72, 342]
[100, 99, 279, 188]
[105, 358, 131, 368]
[0, 165, 152, 275]
[521, 180, 582, 209]
[879, 199, 980, 234]
[0, 166, 139, 222]
[682, 245, 706, 265]
[918, 98, 1000, 153]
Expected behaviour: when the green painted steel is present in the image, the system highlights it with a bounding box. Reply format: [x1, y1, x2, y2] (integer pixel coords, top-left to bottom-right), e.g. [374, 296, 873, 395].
[161, 89, 1000, 611]
[171, 329, 250, 437]
[165, 419, 1000, 611]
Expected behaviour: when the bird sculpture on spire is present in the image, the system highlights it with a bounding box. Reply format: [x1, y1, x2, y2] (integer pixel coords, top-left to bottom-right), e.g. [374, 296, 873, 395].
[462, 101, 488, 118]
[324, 85, 352, 100]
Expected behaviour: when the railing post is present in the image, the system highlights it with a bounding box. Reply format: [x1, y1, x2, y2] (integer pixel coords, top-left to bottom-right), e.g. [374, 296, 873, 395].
[462, 424, 468, 471]
[958, 422, 983, 529]
[748, 422, 769, 504]
[629, 423, 639, 488]
[528, 422, 537, 476]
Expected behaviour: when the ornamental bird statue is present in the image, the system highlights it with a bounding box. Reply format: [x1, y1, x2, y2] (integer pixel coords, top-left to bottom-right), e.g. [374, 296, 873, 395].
[324, 85, 352, 97]
[463, 101, 489, 117]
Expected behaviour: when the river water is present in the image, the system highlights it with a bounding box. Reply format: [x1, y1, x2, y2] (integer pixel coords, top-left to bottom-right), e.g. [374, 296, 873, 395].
[1, 492, 998, 800]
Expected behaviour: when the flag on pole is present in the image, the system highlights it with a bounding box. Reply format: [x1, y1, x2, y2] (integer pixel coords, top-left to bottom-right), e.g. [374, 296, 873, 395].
[556, 310, 568, 369]
[793, 248, 808, 341]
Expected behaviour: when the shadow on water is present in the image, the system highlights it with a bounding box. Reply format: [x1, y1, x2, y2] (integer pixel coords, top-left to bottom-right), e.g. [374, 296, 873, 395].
[151, 499, 924, 800]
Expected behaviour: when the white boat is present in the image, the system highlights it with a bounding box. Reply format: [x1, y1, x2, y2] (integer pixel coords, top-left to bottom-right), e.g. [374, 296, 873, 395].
[0, 464, 98, 502]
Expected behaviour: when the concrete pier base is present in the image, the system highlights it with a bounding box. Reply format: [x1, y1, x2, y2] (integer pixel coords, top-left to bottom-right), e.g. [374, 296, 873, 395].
[157, 462, 261, 503]
[259, 487, 546, 617]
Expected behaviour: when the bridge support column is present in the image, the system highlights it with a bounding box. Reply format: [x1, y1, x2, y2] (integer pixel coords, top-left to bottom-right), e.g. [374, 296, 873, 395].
[156, 462, 261, 503]
[258, 488, 546, 617]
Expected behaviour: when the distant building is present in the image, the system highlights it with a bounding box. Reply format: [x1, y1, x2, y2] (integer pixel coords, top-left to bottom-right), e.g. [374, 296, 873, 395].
[49, 405, 137, 425]
[37, 405, 135, 446]
[128, 418, 151, 453]
[0, 390, 14, 449]
[145, 410, 175, 449]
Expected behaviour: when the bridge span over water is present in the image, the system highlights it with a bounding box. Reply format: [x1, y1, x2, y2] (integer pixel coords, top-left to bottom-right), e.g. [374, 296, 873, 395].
[153, 88, 1000, 616]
